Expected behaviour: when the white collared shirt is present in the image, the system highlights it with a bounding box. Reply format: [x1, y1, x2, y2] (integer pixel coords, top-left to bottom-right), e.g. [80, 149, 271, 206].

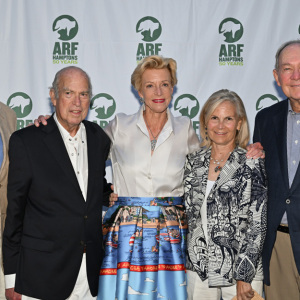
[54, 113, 88, 200]
[104, 105, 201, 197]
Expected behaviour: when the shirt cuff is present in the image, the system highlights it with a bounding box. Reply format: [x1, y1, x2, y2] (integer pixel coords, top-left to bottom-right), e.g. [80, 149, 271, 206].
[4, 274, 15, 289]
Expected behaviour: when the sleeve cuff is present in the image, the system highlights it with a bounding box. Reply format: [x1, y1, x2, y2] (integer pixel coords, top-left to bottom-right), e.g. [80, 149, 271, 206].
[4, 273, 16, 289]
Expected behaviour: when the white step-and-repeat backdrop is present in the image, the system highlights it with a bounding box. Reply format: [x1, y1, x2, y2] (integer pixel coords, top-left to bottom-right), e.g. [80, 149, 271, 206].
[1, 0, 298, 179]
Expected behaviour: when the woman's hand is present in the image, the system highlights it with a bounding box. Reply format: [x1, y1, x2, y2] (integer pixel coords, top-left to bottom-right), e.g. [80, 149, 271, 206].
[109, 185, 118, 207]
[246, 142, 265, 159]
[34, 115, 51, 127]
[236, 280, 254, 300]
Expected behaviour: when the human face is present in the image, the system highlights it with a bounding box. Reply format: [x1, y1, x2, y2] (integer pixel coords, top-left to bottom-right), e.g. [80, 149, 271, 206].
[273, 44, 300, 108]
[138, 68, 173, 114]
[50, 69, 90, 136]
[207, 101, 241, 148]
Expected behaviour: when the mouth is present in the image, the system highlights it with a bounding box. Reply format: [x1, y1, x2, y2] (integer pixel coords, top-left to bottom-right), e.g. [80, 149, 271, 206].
[70, 110, 82, 115]
[214, 131, 227, 135]
[152, 99, 165, 103]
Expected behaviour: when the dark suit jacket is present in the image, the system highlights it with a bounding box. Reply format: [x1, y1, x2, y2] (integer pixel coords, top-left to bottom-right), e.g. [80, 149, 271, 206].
[3, 116, 111, 299]
[253, 99, 300, 285]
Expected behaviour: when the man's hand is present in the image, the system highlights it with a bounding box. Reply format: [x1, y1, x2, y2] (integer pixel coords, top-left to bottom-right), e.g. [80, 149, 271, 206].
[236, 281, 254, 300]
[5, 288, 22, 300]
[109, 185, 118, 207]
[246, 142, 265, 159]
[33, 114, 51, 127]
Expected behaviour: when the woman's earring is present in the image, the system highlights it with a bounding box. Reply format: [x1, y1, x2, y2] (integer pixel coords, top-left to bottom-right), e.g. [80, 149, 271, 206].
[140, 97, 144, 104]
[205, 127, 208, 141]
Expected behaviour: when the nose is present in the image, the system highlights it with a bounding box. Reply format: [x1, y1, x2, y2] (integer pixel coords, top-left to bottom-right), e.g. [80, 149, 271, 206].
[218, 120, 225, 129]
[291, 69, 300, 80]
[154, 85, 162, 96]
[73, 94, 81, 106]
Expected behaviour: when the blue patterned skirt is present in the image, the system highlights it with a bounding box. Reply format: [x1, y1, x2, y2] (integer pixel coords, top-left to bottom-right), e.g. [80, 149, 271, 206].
[97, 197, 187, 300]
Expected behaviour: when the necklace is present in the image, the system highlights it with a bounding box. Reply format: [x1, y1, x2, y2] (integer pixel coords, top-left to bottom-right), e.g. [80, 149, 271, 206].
[210, 151, 232, 173]
[144, 114, 167, 151]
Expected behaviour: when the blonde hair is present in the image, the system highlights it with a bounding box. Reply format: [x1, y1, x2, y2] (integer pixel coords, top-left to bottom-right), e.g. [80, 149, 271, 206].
[200, 89, 250, 149]
[131, 55, 177, 92]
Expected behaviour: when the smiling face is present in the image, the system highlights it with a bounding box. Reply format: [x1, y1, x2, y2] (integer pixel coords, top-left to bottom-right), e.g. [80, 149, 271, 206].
[50, 69, 90, 136]
[138, 68, 173, 114]
[273, 43, 300, 110]
[207, 101, 241, 148]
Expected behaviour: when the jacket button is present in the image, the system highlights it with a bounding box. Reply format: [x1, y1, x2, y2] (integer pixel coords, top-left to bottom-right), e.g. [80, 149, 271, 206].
[286, 199, 291, 204]
[80, 240, 85, 246]
[84, 215, 88, 219]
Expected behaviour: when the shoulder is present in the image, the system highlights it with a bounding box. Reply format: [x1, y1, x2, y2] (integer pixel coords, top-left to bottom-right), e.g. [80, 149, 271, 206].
[234, 147, 264, 170]
[256, 99, 288, 119]
[171, 114, 191, 129]
[187, 146, 208, 161]
[0, 101, 16, 122]
[84, 120, 110, 141]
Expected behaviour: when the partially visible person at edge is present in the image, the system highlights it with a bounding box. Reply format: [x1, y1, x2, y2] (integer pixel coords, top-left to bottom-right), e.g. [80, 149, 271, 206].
[34, 56, 264, 300]
[3, 66, 111, 300]
[253, 39, 300, 300]
[184, 89, 267, 300]
[0, 102, 16, 300]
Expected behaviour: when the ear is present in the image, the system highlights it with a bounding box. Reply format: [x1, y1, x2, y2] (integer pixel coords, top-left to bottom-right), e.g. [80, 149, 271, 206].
[50, 89, 57, 107]
[138, 90, 143, 99]
[273, 69, 281, 87]
[237, 119, 242, 131]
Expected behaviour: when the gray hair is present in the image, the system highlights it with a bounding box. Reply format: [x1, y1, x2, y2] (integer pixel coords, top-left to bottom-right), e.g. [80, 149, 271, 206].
[275, 40, 300, 70]
[199, 89, 250, 149]
[50, 66, 92, 99]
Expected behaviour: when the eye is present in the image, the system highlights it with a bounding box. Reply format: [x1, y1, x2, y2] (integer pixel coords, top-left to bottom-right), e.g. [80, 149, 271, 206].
[226, 117, 233, 121]
[65, 91, 73, 98]
[211, 116, 218, 120]
[283, 67, 292, 71]
[162, 83, 169, 87]
[80, 92, 89, 98]
[146, 84, 153, 88]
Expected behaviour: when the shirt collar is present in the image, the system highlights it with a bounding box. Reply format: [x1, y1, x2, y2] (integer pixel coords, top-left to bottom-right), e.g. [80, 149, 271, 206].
[136, 104, 174, 134]
[288, 99, 300, 115]
[53, 113, 86, 142]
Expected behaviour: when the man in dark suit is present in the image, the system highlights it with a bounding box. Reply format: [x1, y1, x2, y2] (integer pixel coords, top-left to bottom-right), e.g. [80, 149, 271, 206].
[253, 40, 300, 300]
[3, 66, 111, 300]
[0, 102, 16, 300]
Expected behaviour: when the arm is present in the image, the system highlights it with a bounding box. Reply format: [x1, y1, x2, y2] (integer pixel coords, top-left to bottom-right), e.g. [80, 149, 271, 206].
[3, 133, 32, 296]
[234, 158, 267, 284]
[187, 120, 201, 154]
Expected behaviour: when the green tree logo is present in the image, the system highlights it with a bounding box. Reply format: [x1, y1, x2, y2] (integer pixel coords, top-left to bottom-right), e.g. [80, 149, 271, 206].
[53, 15, 78, 41]
[90, 93, 116, 119]
[174, 94, 199, 119]
[219, 18, 243, 43]
[136, 17, 162, 42]
[256, 94, 279, 111]
[7, 92, 32, 118]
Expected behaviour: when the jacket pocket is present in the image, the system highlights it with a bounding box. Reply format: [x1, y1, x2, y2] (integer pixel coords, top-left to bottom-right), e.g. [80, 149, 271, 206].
[21, 235, 54, 252]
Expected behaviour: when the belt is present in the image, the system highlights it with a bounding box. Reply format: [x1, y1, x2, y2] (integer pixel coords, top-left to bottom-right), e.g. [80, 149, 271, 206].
[277, 224, 289, 234]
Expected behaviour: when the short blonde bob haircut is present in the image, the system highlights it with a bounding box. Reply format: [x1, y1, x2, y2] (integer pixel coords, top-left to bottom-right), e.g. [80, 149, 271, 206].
[200, 89, 250, 149]
[131, 55, 177, 92]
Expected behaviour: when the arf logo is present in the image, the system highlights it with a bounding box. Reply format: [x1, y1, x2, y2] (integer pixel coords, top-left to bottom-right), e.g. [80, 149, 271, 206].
[53, 15, 78, 41]
[136, 17, 162, 62]
[174, 94, 199, 119]
[7, 92, 32, 118]
[136, 17, 162, 42]
[218, 18, 244, 66]
[256, 94, 279, 111]
[219, 18, 243, 43]
[52, 15, 79, 64]
[90, 93, 116, 120]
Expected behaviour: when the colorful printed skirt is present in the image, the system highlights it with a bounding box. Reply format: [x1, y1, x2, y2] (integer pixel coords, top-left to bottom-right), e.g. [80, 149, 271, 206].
[97, 197, 188, 300]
